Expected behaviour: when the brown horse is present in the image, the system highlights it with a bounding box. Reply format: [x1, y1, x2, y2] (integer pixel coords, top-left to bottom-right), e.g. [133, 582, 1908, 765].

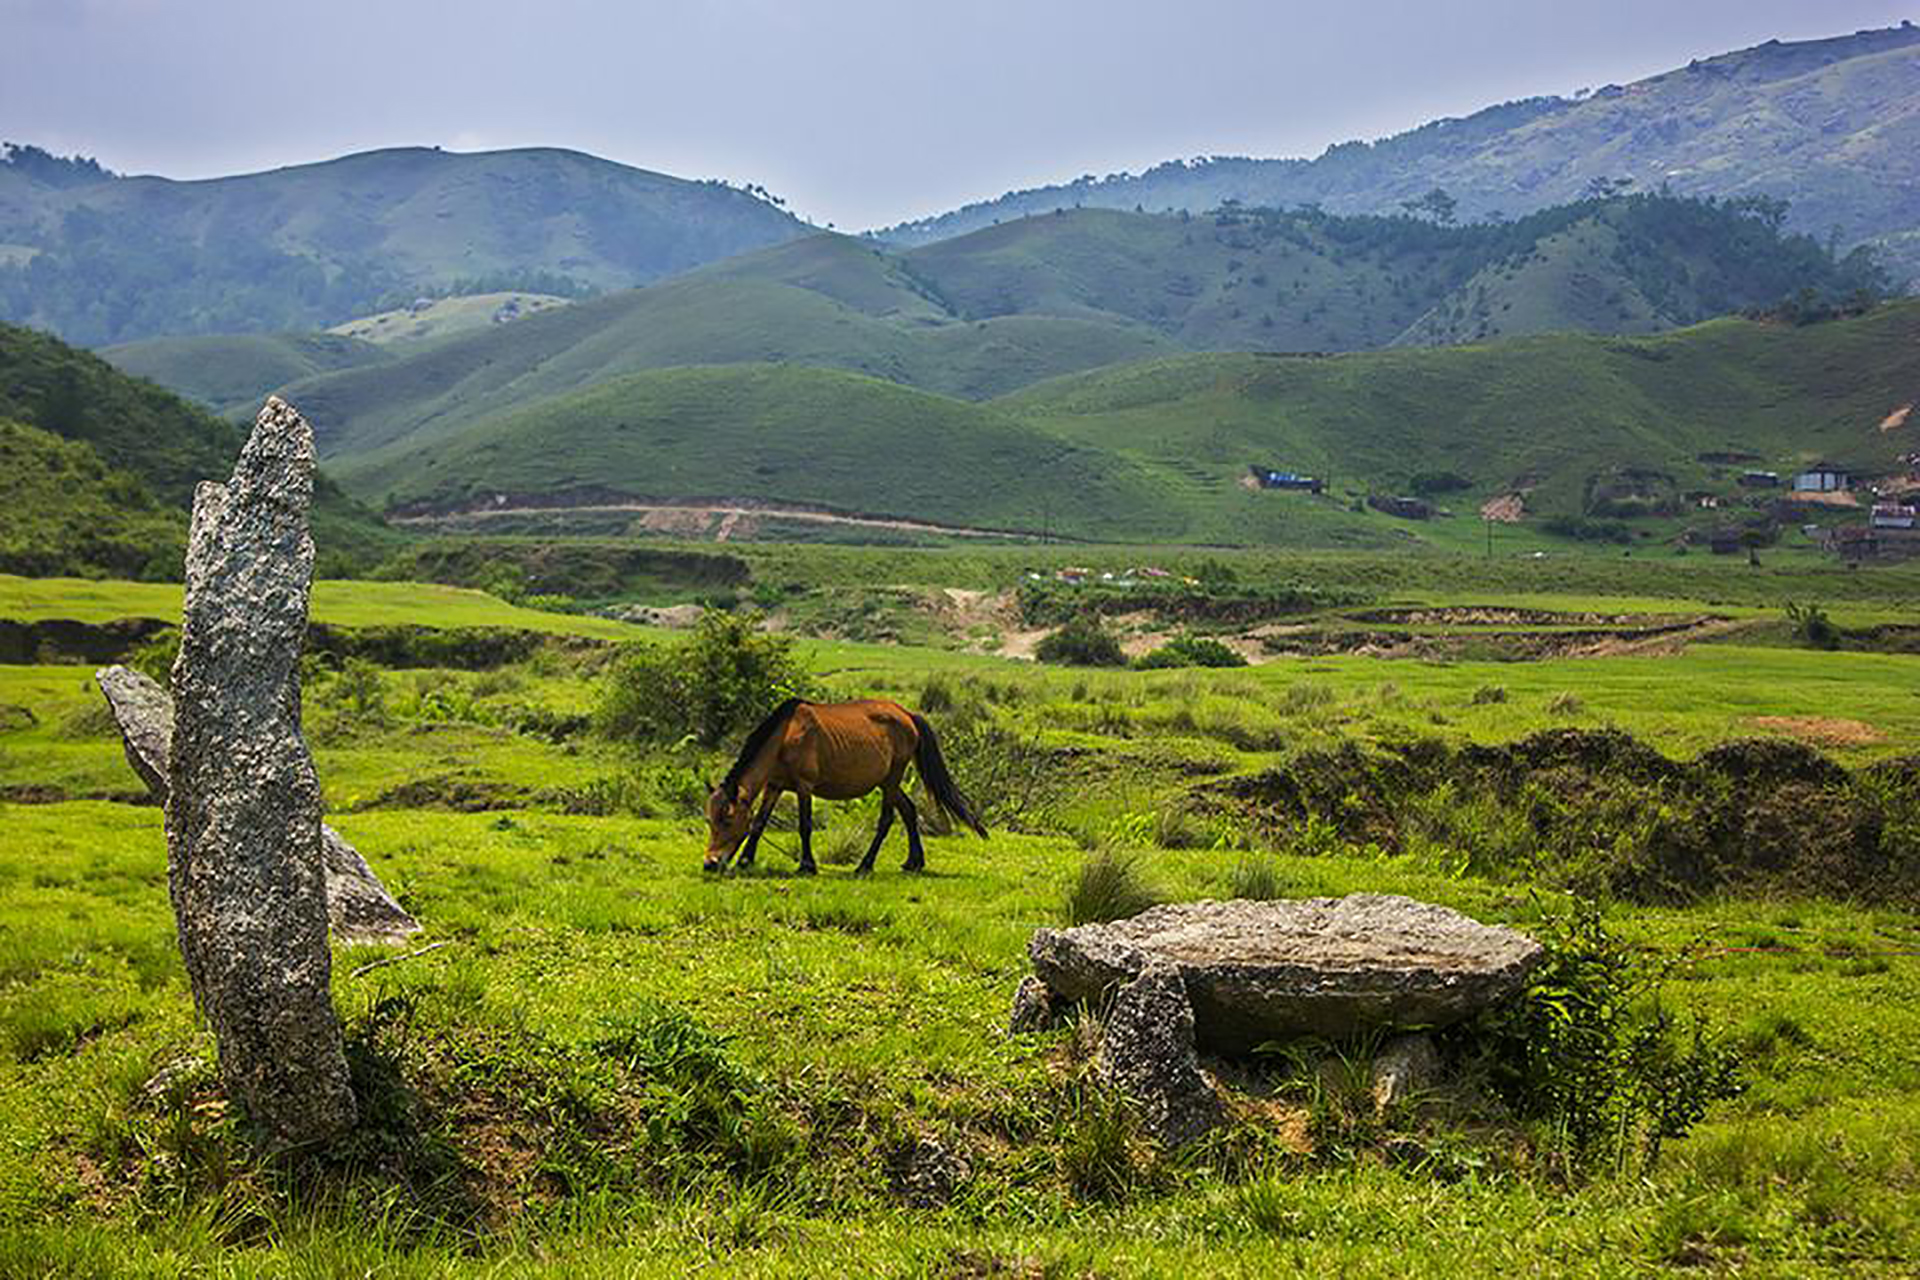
[703, 698, 987, 875]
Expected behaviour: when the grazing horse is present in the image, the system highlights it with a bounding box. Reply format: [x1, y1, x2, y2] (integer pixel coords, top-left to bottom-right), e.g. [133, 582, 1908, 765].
[703, 698, 987, 875]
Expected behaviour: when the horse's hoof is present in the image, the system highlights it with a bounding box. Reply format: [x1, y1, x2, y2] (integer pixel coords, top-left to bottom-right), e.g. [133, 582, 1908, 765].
[902, 862, 926, 874]
[853, 865, 874, 878]
[797, 864, 818, 877]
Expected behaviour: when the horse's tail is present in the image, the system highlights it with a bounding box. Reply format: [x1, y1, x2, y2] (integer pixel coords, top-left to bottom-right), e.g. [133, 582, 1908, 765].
[910, 712, 988, 838]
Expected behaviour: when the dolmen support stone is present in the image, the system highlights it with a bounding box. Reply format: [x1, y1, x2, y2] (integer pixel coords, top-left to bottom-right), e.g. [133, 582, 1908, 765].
[1018, 894, 1543, 1145]
[95, 664, 420, 946]
[164, 397, 356, 1148]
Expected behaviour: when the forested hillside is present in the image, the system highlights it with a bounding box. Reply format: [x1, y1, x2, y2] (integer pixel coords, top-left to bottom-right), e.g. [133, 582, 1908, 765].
[882, 26, 1920, 285]
[0, 322, 395, 575]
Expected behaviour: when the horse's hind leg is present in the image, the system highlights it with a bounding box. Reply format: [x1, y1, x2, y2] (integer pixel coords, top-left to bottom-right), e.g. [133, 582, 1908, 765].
[796, 791, 818, 876]
[856, 797, 895, 877]
[891, 785, 926, 873]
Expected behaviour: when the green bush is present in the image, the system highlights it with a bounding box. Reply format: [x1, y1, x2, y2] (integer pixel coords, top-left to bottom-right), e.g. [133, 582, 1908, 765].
[1784, 600, 1839, 650]
[595, 609, 815, 748]
[1036, 615, 1127, 667]
[1468, 900, 1745, 1177]
[1135, 631, 1247, 669]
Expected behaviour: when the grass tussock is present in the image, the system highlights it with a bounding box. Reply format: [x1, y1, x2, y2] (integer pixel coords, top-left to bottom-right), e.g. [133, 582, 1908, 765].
[1064, 849, 1162, 925]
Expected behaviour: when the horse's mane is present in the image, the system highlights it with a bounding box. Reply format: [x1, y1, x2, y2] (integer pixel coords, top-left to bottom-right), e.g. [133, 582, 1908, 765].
[721, 697, 806, 794]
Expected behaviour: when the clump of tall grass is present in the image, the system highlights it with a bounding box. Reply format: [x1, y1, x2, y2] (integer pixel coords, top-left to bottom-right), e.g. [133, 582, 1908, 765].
[1470, 684, 1508, 705]
[1548, 691, 1586, 717]
[1064, 849, 1162, 925]
[1226, 855, 1288, 901]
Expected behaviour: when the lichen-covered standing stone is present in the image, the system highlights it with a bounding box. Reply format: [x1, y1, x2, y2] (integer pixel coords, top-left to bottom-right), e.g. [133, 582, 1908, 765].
[96, 663, 420, 945]
[165, 397, 355, 1147]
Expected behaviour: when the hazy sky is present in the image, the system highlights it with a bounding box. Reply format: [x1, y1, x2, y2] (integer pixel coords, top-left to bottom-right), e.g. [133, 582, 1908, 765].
[3, 0, 1916, 228]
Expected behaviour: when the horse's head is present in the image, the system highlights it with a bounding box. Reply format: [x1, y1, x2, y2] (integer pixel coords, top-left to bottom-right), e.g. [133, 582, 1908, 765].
[703, 781, 753, 872]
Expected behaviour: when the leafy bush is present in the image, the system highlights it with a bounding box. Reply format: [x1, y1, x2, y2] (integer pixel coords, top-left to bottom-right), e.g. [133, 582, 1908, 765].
[1135, 631, 1247, 669]
[1065, 849, 1162, 924]
[1467, 900, 1745, 1177]
[1409, 470, 1472, 497]
[1784, 600, 1839, 650]
[595, 609, 815, 748]
[1036, 615, 1126, 667]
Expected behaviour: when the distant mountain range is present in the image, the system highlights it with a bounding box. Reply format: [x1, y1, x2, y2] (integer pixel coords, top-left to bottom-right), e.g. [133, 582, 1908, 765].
[0, 146, 807, 345]
[106, 191, 1881, 435]
[881, 25, 1920, 286]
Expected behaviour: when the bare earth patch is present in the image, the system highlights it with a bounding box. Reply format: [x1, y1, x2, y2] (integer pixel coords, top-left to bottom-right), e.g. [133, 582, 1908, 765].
[1750, 716, 1884, 747]
[1881, 403, 1912, 432]
[1479, 493, 1525, 523]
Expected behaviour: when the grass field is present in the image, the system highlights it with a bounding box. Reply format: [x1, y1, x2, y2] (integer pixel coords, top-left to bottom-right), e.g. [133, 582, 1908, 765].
[2, 566, 1917, 1275]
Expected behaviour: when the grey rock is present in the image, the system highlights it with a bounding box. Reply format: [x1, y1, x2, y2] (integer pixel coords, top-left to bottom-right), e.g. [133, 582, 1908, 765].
[164, 397, 356, 1148]
[95, 664, 419, 946]
[1096, 962, 1223, 1147]
[1370, 1032, 1441, 1113]
[1007, 974, 1059, 1034]
[1030, 894, 1542, 1052]
[888, 1135, 969, 1207]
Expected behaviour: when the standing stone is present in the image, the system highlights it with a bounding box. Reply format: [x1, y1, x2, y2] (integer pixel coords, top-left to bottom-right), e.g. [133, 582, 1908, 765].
[95, 664, 420, 945]
[1096, 962, 1222, 1147]
[165, 397, 355, 1148]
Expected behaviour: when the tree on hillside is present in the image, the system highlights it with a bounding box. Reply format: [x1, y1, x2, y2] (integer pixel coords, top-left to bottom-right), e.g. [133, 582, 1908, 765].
[1401, 188, 1458, 224]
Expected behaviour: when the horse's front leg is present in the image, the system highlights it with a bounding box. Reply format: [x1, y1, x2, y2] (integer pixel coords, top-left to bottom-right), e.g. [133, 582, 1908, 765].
[795, 790, 818, 876]
[738, 788, 780, 867]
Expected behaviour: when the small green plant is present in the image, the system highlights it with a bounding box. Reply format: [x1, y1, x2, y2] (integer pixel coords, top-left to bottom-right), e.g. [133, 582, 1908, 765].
[1784, 599, 1839, 649]
[1226, 855, 1288, 900]
[127, 627, 179, 683]
[1056, 1077, 1146, 1201]
[1547, 691, 1585, 717]
[1064, 849, 1162, 924]
[1470, 684, 1508, 705]
[1469, 898, 1745, 1178]
[1036, 614, 1127, 667]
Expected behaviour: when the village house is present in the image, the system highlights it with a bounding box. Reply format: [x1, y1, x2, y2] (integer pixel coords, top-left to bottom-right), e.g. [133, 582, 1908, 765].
[1738, 470, 1780, 489]
[1793, 462, 1851, 492]
[1872, 501, 1917, 530]
[1248, 465, 1325, 493]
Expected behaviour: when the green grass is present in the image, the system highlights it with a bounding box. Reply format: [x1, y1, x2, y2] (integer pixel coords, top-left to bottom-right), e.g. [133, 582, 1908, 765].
[0, 574, 649, 641]
[2, 568, 1918, 1272]
[100, 331, 390, 415]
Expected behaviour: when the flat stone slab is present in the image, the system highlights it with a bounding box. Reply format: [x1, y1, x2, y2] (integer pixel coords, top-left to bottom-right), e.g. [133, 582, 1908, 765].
[1028, 894, 1542, 1052]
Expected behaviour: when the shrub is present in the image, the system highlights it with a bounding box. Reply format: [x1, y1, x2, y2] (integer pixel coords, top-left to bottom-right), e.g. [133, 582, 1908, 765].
[1065, 849, 1162, 925]
[1470, 684, 1508, 705]
[1784, 600, 1839, 650]
[1467, 899, 1745, 1177]
[1036, 615, 1126, 667]
[1548, 691, 1585, 717]
[127, 627, 179, 684]
[1135, 631, 1247, 669]
[595, 609, 815, 748]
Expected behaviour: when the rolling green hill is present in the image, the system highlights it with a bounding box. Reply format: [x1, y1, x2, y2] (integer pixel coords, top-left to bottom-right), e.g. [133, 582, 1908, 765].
[342, 364, 1192, 544]
[881, 25, 1920, 286]
[0, 322, 396, 575]
[231, 193, 1871, 471]
[99, 331, 391, 416]
[0, 145, 809, 345]
[352, 301, 1920, 550]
